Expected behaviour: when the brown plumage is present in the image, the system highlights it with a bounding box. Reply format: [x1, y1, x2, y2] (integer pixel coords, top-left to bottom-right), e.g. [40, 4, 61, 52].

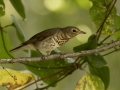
[9, 26, 86, 55]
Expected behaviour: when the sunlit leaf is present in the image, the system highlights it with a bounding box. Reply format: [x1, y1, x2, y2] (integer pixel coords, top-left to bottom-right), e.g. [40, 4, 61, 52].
[75, 73, 104, 90]
[0, 69, 34, 90]
[0, 0, 5, 17]
[90, 0, 117, 35]
[89, 66, 110, 90]
[9, 0, 26, 19]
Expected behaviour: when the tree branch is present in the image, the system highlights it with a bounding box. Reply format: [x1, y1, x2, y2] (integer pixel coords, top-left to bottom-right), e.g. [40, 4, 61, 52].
[0, 40, 120, 64]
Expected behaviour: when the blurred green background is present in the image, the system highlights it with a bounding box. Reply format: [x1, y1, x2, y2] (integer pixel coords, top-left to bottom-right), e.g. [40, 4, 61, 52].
[1, 0, 120, 90]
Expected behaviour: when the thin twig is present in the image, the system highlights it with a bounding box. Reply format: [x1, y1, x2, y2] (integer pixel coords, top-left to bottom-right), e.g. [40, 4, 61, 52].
[0, 23, 15, 79]
[21, 62, 77, 90]
[102, 48, 120, 56]
[97, 0, 117, 41]
[0, 39, 120, 63]
[0, 23, 13, 58]
[98, 28, 120, 45]
[20, 64, 73, 90]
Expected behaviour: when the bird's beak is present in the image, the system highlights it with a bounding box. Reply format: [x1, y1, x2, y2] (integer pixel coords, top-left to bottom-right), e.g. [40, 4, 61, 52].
[80, 31, 86, 34]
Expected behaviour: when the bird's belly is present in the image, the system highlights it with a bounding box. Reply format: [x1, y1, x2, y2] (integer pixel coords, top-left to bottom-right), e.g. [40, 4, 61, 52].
[35, 37, 60, 52]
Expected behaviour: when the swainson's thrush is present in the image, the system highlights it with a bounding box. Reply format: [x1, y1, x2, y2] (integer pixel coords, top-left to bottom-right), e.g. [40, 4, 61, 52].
[10, 26, 86, 55]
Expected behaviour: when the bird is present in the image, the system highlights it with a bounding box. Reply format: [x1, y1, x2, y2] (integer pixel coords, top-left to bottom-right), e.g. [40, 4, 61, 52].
[9, 26, 86, 55]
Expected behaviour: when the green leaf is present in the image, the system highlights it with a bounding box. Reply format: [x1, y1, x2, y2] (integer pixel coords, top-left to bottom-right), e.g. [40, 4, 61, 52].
[11, 15, 25, 43]
[85, 54, 107, 68]
[0, 0, 4, 7]
[9, 0, 26, 19]
[75, 73, 105, 90]
[90, 0, 117, 35]
[0, 30, 13, 58]
[24, 51, 71, 86]
[12, 23, 25, 43]
[115, 16, 120, 39]
[115, 15, 120, 29]
[16, 28, 25, 42]
[0, 0, 5, 18]
[73, 35, 97, 52]
[89, 66, 110, 90]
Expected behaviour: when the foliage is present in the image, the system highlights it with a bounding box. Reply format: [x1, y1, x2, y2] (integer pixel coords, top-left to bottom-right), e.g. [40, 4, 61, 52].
[0, 68, 34, 90]
[75, 73, 105, 90]
[0, 0, 5, 17]
[9, 0, 25, 19]
[0, 29, 13, 58]
[0, 0, 120, 90]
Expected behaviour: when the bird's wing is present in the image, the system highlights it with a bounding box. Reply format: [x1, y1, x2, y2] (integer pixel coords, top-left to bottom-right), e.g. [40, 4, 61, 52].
[22, 28, 60, 45]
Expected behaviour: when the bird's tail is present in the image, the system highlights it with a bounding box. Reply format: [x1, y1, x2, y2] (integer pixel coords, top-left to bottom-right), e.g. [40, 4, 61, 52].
[9, 45, 25, 52]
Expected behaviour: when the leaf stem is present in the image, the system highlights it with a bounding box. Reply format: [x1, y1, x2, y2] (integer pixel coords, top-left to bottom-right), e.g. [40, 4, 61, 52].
[102, 48, 120, 56]
[96, 0, 117, 41]
[20, 63, 77, 90]
[0, 23, 13, 58]
[98, 28, 120, 45]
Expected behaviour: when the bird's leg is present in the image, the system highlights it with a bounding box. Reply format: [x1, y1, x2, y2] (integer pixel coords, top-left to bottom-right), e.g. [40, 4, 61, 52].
[36, 49, 43, 56]
[46, 51, 51, 55]
[36, 49, 46, 60]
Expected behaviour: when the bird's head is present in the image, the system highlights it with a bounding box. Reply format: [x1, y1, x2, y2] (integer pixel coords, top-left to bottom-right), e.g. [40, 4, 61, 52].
[62, 26, 86, 39]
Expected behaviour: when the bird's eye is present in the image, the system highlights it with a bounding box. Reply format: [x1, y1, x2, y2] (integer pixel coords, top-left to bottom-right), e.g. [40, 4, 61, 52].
[72, 29, 77, 33]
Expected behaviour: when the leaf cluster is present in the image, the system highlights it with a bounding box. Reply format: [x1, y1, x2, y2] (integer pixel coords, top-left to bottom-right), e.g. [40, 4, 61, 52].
[0, 0, 120, 90]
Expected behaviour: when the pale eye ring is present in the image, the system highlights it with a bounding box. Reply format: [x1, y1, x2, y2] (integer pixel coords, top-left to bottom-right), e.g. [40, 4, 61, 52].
[72, 29, 77, 33]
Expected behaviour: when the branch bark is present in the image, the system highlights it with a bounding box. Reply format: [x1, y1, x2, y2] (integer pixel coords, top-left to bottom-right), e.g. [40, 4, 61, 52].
[0, 40, 120, 64]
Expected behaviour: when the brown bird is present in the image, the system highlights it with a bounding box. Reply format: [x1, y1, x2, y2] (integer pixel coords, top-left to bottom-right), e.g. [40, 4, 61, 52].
[9, 26, 86, 55]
